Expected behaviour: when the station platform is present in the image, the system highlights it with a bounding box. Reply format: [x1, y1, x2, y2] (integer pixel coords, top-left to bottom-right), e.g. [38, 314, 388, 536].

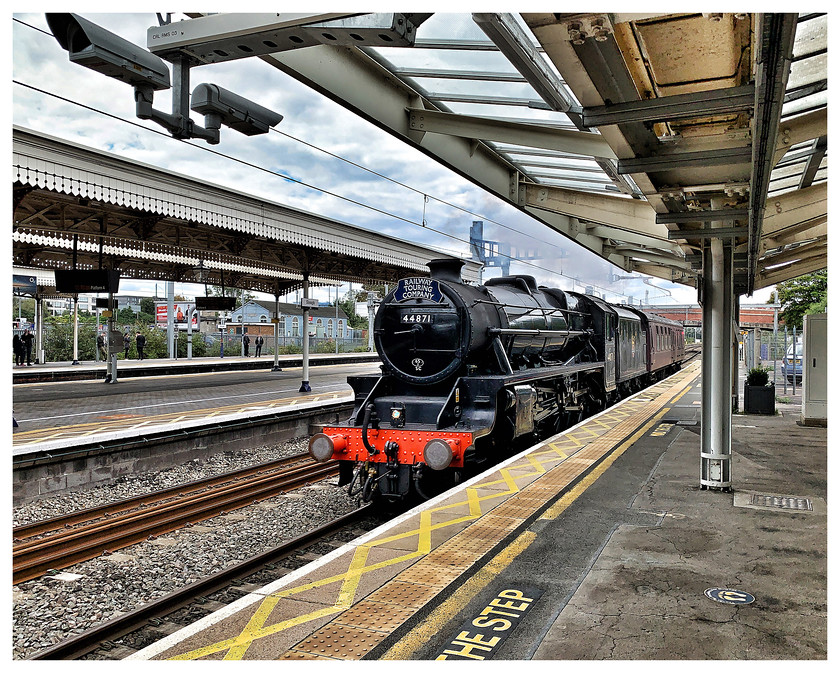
[125, 361, 827, 661]
[12, 352, 380, 384]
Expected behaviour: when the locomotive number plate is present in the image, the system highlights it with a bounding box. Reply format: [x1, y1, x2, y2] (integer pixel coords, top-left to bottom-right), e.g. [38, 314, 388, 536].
[401, 313, 434, 323]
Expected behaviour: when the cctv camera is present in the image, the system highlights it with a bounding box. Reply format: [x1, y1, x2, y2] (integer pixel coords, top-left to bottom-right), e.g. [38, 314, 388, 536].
[191, 83, 283, 136]
[46, 13, 170, 91]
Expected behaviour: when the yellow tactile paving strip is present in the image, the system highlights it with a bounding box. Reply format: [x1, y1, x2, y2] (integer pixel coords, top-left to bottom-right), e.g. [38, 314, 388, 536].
[136, 363, 699, 661]
[12, 391, 349, 446]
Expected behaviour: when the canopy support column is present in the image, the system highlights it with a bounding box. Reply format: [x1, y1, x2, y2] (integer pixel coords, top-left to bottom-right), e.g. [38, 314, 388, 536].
[700, 231, 735, 490]
[299, 273, 311, 392]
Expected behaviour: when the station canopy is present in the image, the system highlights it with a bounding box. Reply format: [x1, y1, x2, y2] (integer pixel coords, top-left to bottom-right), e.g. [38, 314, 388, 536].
[151, 11, 825, 295]
[12, 126, 481, 297]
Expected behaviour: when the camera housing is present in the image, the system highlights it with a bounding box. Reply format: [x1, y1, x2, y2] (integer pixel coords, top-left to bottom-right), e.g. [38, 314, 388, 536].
[191, 83, 284, 136]
[46, 13, 171, 91]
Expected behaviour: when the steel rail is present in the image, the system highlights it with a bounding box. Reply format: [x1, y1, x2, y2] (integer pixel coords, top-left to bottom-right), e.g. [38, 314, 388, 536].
[26, 505, 372, 661]
[13, 460, 338, 584]
[13, 452, 312, 540]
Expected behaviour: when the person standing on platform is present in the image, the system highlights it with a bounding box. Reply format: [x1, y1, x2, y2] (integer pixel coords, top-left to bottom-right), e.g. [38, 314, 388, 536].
[243, 333, 251, 357]
[97, 333, 107, 360]
[136, 332, 146, 360]
[123, 332, 131, 359]
[255, 335, 264, 357]
[21, 329, 35, 366]
[13, 333, 24, 366]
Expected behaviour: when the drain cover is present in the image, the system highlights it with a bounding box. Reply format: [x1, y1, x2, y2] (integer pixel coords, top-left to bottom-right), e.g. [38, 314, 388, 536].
[704, 588, 755, 605]
[749, 494, 813, 511]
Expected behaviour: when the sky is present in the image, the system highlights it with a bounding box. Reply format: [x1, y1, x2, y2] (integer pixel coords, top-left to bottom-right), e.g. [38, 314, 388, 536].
[10, 11, 778, 308]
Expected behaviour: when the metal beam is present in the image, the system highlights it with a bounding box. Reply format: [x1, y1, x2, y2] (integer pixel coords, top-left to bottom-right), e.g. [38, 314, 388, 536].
[656, 209, 749, 225]
[748, 13, 798, 292]
[263, 46, 517, 201]
[521, 183, 658, 234]
[760, 183, 827, 237]
[773, 107, 828, 166]
[668, 226, 748, 240]
[472, 13, 583, 125]
[798, 136, 827, 188]
[407, 107, 616, 159]
[618, 146, 753, 174]
[755, 255, 827, 289]
[583, 85, 755, 127]
[585, 223, 684, 256]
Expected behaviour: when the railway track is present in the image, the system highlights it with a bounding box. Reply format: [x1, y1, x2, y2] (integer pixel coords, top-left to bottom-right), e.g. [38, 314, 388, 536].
[13, 453, 338, 584]
[27, 505, 378, 661]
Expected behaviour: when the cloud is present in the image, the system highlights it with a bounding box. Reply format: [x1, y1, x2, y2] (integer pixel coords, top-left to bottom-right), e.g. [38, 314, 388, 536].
[12, 11, 705, 306]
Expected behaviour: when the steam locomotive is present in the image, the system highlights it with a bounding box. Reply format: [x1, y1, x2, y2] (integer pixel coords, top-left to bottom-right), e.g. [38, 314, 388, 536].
[309, 258, 684, 502]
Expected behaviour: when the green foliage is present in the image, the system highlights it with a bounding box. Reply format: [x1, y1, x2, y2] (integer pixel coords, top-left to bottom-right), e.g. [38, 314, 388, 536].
[745, 366, 771, 387]
[117, 307, 137, 324]
[140, 297, 156, 315]
[776, 269, 827, 329]
[337, 290, 368, 330]
[14, 297, 36, 322]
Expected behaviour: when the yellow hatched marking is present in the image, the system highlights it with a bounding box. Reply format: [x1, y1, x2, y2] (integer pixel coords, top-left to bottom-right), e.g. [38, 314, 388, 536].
[525, 453, 547, 473]
[166, 371, 700, 660]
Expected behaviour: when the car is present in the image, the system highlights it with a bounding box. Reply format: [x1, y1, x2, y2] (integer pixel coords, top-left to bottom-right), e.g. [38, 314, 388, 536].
[782, 343, 803, 384]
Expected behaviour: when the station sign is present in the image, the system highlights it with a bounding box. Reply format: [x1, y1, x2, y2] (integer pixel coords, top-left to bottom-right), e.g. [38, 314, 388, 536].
[300, 297, 319, 308]
[394, 277, 444, 303]
[435, 586, 543, 660]
[54, 269, 120, 293]
[195, 296, 236, 311]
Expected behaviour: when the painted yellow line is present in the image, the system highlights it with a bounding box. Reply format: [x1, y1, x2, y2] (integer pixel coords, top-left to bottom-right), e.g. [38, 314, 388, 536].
[380, 531, 538, 660]
[540, 407, 670, 521]
[381, 400, 683, 659]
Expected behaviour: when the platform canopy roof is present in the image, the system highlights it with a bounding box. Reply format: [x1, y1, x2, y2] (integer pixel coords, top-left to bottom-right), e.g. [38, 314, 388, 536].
[12, 126, 481, 296]
[154, 11, 826, 295]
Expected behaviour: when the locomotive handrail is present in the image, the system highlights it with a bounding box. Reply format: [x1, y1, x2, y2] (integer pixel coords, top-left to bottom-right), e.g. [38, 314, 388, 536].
[488, 327, 593, 337]
[470, 299, 589, 316]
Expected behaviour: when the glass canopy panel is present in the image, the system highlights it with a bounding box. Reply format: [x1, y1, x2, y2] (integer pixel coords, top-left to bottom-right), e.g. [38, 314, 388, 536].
[792, 14, 827, 58]
[366, 13, 613, 195]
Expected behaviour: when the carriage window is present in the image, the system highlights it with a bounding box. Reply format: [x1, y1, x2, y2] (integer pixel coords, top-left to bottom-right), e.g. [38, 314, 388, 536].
[605, 314, 613, 341]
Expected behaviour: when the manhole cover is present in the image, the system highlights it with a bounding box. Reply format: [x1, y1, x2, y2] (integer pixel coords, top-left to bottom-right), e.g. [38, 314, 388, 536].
[704, 588, 755, 605]
[749, 494, 812, 511]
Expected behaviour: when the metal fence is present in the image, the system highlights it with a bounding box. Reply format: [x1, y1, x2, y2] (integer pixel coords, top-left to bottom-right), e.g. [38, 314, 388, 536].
[743, 326, 801, 395]
[13, 323, 372, 363]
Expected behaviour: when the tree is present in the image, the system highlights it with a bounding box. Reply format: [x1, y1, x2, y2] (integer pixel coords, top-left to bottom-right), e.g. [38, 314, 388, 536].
[140, 297, 156, 315]
[117, 307, 137, 324]
[776, 269, 827, 329]
[337, 290, 368, 330]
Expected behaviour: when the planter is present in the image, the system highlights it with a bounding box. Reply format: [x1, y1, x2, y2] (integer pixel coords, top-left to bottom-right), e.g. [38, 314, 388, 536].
[744, 383, 775, 415]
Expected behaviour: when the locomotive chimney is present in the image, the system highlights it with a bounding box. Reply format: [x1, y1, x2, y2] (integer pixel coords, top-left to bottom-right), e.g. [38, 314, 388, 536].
[427, 258, 464, 284]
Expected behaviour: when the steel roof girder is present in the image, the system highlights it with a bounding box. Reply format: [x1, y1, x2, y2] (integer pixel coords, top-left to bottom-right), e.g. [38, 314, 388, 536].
[406, 107, 616, 160]
[472, 13, 584, 124]
[618, 146, 753, 174]
[582, 84, 756, 127]
[761, 179, 827, 238]
[629, 262, 696, 285]
[755, 255, 827, 290]
[585, 224, 684, 257]
[520, 182, 658, 234]
[772, 107, 828, 166]
[760, 237, 826, 267]
[761, 220, 826, 253]
[262, 46, 517, 202]
[657, 209, 750, 225]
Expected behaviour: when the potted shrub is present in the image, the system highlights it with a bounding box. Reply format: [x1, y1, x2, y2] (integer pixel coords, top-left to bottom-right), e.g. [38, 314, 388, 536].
[744, 366, 775, 414]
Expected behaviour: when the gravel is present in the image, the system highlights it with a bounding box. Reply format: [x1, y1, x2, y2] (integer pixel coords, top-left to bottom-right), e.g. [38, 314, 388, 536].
[12, 436, 359, 660]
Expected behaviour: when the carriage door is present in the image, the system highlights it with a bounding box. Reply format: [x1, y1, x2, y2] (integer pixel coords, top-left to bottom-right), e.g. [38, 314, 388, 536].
[604, 312, 616, 390]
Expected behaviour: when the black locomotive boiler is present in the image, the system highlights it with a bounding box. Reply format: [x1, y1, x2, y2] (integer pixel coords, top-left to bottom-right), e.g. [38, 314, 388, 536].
[309, 258, 684, 502]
